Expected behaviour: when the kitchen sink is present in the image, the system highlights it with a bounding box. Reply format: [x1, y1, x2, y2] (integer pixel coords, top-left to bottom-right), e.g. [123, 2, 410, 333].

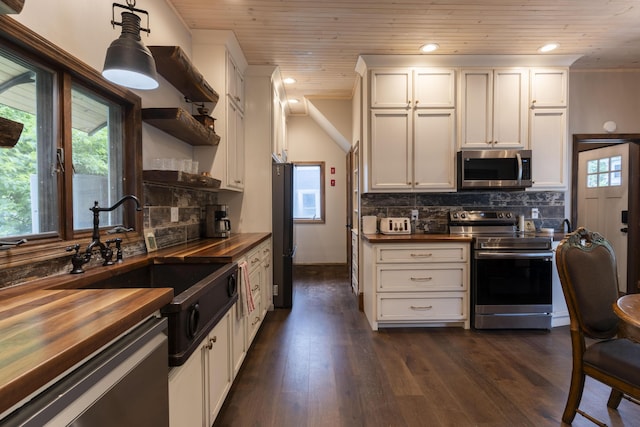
[81, 262, 238, 366]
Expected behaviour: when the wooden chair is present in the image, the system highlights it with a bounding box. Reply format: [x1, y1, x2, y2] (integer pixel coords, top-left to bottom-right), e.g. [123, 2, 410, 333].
[556, 227, 640, 425]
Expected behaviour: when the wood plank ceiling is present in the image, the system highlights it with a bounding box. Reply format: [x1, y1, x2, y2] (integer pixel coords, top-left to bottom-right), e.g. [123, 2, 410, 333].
[167, 0, 640, 114]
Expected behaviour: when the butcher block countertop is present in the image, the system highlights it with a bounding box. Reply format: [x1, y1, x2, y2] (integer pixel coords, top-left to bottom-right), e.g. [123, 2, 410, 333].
[0, 232, 270, 417]
[362, 233, 473, 243]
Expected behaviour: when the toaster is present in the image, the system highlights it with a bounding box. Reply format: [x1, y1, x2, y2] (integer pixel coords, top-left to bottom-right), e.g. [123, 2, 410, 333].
[379, 217, 411, 235]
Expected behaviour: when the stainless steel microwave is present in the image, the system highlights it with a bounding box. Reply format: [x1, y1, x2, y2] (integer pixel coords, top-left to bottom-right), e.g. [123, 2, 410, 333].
[457, 149, 532, 190]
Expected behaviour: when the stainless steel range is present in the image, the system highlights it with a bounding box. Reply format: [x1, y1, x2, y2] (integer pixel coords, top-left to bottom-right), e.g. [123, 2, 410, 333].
[449, 210, 553, 330]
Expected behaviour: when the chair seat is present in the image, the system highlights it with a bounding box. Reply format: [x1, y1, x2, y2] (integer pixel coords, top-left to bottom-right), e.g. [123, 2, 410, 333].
[585, 338, 640, 386]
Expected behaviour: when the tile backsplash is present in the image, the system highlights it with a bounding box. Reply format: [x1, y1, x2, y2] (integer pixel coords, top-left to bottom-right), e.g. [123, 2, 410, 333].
[361, 190, 567, 233]
[143, 183, 218, 249]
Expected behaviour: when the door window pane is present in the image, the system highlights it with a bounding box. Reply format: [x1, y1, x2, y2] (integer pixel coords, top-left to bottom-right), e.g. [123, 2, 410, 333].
[586, 155, 623, 188]
[0, 48, 57, 238]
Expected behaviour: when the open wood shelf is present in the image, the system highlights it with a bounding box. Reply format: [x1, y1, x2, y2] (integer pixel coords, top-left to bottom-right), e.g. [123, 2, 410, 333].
[142, 108, 221, 146]
[149, 45, 219, 106]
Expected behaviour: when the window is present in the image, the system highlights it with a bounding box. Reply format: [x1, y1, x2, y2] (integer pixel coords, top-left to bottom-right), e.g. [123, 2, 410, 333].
[586, 155, 622, 188]
[0, 18, 141, 246]
[293, 162, 325, 223]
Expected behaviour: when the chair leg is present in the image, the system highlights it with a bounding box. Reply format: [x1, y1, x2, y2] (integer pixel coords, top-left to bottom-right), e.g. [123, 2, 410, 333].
[607, 388, 623, 409]
[563, 370, 586, 424]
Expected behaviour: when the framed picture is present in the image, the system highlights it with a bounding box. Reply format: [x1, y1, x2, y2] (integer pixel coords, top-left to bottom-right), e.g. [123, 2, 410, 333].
[145, 231, 157, 253]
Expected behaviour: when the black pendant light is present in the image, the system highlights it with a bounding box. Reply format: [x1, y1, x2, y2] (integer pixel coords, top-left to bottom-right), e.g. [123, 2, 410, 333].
[102, 1, 158, 90]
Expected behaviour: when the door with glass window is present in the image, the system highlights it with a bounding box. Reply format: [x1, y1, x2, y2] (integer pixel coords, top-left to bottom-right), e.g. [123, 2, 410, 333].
[578, 144, 628, 292]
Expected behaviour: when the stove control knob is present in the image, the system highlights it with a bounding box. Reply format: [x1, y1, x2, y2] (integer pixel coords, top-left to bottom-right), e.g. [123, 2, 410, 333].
[505, 212, 512, 218]
[452, 213, 458, 219]
[498, 212, 503, 218]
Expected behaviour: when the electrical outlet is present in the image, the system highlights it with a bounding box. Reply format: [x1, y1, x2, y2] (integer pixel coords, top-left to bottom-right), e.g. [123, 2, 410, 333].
[531, 208, 539, 219]
[411, 209, 419, 221]
[171, 207, 179, 222]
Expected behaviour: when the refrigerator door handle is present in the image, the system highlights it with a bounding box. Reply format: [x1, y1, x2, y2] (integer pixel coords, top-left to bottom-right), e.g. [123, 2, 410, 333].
[285, 245, 297, 258]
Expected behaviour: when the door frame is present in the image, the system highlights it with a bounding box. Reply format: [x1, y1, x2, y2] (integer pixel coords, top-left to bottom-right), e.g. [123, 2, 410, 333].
[571, 134, 640, 294]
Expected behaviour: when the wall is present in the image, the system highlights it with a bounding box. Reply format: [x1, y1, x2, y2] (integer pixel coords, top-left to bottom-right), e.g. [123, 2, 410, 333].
[569, 70, 640, 134]
[287, 99, 351, 264]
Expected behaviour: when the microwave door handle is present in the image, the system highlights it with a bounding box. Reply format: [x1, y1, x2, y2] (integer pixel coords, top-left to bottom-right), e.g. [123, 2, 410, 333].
[515, 152, 523, 184]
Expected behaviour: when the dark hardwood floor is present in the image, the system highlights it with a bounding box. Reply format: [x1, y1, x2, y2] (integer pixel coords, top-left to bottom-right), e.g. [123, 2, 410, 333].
[214, 265, 640, 427]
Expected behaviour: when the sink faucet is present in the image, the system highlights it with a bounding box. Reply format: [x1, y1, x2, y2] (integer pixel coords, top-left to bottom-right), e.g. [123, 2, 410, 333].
[562, 218, 572, 233]
[67, 195, 142, 274]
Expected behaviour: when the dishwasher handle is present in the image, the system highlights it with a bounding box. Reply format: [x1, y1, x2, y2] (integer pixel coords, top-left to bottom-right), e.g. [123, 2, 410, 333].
[474, 250, 553, 261]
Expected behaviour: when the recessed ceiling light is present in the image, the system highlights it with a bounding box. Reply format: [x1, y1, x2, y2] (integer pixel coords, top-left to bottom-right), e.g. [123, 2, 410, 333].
[288, 98, 299, 104]
[420, 43, 439, 53]
[538, 43, 559, 53]
[283, 77, 296, 84]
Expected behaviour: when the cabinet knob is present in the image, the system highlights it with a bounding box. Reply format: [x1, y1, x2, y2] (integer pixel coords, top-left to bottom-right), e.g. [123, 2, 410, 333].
[530, 99, 537, 110]
[407, 100, 411, 109]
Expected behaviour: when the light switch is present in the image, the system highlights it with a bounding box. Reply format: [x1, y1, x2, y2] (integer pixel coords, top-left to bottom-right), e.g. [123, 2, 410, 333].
[171, 207, 179, 222]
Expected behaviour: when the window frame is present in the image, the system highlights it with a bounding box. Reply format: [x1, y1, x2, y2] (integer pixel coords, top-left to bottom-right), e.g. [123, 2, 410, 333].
[292, 161, 325, 224]
[0, 16, 142, 256]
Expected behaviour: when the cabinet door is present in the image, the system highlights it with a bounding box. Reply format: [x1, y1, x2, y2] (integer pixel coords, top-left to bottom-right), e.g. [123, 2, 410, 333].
[492, 69, 528, 148]
[206, 313, 231, 425]
[530, 68, 567, 108]
[414, 68, 456, 109]
[261, 242, 273, 313]
[370, 69, 411, 108]
[460, 69, 528, 148]
[530, 108, 567, 189]
[227, 53, 244, 111]
[231, 301, 246, 378]
[460, 69, 493, 148]
[413, 109, 456, 190]
[370, 109, 412, 190]
[168, 344, 205, 427]
[227, 100, 245, 190]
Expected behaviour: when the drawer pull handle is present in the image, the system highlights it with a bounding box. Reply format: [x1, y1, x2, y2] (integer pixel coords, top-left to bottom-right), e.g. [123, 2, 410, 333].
[410, 305, 433, 311]
[410, 253, 432, 257]
[410, 277, 433, 282]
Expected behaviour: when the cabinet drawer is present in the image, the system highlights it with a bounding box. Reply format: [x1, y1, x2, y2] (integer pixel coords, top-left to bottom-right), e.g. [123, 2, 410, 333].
[377, 292, 467, 321]
[376, 244, 468, 263]
[247, 247, 262, 272]
[246, 295, 262, 343]
[377, 264, 467, 292]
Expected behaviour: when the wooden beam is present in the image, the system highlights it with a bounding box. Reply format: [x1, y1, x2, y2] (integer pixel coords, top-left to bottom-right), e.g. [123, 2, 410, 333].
[0, 115, 23, 147]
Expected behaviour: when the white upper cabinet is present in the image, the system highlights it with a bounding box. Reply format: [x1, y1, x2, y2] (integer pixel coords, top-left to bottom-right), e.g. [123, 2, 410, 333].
[460, 68, 529, 149]
[530, 108, 567, 189]
[192, 30, 247, 192]
[368, 68, 456, 192]
[530, 68, 568, 108]
[414, 68, 456, 109]
[227, 53, 245, 112]
[529, 68, 569, 189]
[370, 69, 412, 108]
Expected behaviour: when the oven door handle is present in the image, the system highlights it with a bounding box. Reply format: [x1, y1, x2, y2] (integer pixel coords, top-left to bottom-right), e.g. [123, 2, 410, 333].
[474, 251, 552, 260]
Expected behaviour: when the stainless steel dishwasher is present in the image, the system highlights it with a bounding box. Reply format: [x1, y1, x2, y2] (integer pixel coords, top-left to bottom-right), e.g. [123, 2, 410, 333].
[3, 317, 169, 427]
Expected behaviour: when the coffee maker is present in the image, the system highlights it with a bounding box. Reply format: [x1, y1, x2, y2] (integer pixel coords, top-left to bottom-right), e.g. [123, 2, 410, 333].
[205, 204, 231, 238]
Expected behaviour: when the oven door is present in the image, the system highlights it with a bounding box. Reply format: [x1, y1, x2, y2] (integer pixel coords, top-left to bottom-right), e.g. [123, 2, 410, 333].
[473, 250, 553, 313]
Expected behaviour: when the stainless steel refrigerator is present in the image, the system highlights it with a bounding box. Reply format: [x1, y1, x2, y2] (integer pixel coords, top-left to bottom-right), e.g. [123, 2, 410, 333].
[272, 162, 295, 308]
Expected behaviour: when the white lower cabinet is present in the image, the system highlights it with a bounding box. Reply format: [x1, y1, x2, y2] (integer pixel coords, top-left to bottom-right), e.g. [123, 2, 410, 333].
[168, 239, 273, 426]
[168, 312, 230, 427]
[363, 241, 470, 330]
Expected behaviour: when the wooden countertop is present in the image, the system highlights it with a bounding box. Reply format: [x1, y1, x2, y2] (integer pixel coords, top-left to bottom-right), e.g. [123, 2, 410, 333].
[361, 233, 473, 243]
[0, 232, 270, 417]
[0, 288, 173, 416]
[155, 232, 271, 263]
